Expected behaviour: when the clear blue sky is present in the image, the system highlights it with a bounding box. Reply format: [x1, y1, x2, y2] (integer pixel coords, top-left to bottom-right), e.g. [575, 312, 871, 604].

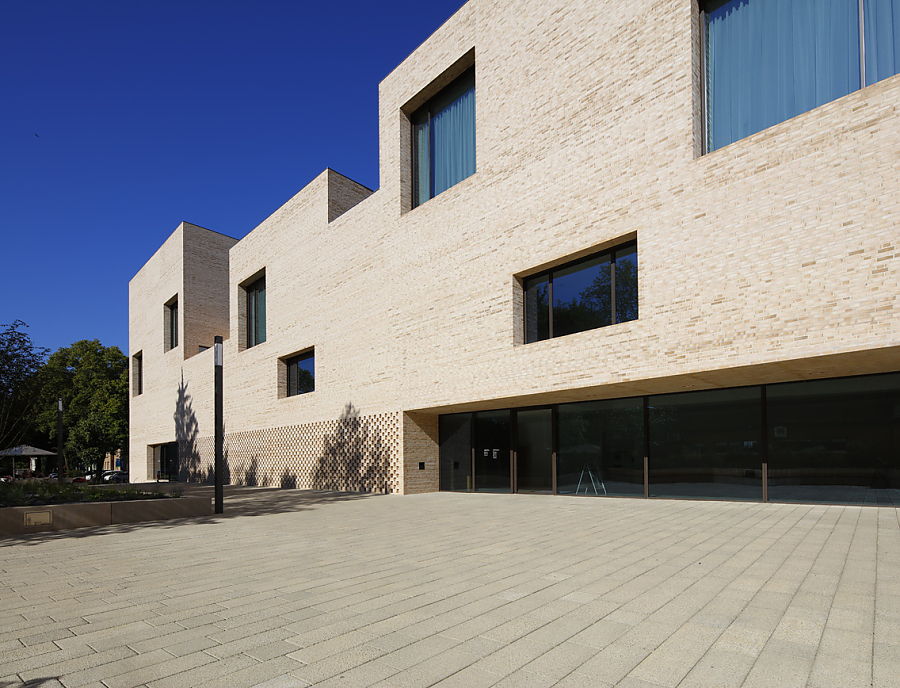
[1, 0, 464, 357]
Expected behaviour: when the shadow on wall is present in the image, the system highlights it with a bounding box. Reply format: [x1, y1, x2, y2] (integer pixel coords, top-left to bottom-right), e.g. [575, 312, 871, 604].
[175, 374, 205, 483]
[174, 374, 230, 485]
[311, 402, 391, 493]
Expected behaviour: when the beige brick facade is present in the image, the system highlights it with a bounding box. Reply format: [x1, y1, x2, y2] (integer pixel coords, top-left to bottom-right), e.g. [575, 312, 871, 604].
[129, 0, 900, 493]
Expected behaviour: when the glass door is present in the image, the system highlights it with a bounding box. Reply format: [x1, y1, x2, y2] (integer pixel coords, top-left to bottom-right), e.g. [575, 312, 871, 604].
[474, 410, 511, 492]
[515, 408, 553, 493]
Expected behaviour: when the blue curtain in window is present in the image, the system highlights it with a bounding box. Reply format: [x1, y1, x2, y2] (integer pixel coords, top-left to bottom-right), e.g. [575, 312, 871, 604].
[866, 0, 900, 84]
[432, 85, 476, 196]
[707, 0, 860, 152]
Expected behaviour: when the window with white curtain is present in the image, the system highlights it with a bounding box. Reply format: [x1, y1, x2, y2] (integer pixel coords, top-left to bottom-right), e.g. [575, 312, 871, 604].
[703, 0, 900, 152]
[411, 67, 476, 208]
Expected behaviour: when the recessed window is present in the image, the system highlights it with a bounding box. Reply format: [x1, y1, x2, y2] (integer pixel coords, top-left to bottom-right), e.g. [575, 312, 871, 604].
[411, 66, 476, 208]
[246, 275, 266, 348]
[285, 350, 315, 397]
[523, 241, 638, 343]
[164, 298, 178, 351]
[703, 0, 900, 153]
[132, 352, 143, 396]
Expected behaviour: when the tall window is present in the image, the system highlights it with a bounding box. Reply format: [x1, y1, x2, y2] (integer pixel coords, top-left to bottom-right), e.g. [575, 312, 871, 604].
[411, 67, 476, 208]
[246, 276, 266, 348]
[704, 0, 900, 152]
[165, 299, 178, 351]
[132, 352, 143, 396]
[523, 241, 638, 343]
[285, 350, 315, 397]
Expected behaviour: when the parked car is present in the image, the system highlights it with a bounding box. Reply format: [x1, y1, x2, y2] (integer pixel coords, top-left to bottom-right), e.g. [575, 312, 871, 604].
[103, 471, 128, 484]
[71, 476, 86, 483]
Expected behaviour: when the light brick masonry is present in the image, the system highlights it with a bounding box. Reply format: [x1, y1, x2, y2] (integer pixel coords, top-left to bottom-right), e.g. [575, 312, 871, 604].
[129, 0, 899, 492]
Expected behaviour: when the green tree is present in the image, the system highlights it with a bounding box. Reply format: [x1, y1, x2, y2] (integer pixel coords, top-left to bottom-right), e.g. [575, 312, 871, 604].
[34, 341, 128, 479]
[0, 321, 49, 451]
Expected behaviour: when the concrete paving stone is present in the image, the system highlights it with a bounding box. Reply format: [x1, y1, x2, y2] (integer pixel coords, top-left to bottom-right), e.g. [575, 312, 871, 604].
[0, 643, 99, 678]
[208, 618, 293, 644]
[249, 675, 312, 688]
[816, 626, 873, 659]
[125, 623, 221, 654]
[101, 649, 217, 688]
[378, 633, 462, 672]
[470, 638, 554, 677]
[360, 631, 419, 655]
[0, 676, 23, 686]
[285, 630, 376, 664]
[290, 645, 394, 684]
[162, 634, 221, 657]
[487, 668, 557, 688]
[49, 648, 172, 688]
[568, 618, 632, 650]
[808, 652, 874, 688]
[193, 655, 303, 688]
[305, 659, 398, 688]
[678, 647, 755, 688]
[143, 649, 259, 688]
[873, 657, 900, 688]
[627, 623, 723, 687]
[385, 647, 485, 688]
[517, 640, 596, 680]
[429, 664, 500, 688]
[741, 648, 814, 687]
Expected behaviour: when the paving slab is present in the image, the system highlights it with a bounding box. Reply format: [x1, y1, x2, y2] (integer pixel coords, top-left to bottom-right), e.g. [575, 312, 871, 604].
[0, 487, 897, 686]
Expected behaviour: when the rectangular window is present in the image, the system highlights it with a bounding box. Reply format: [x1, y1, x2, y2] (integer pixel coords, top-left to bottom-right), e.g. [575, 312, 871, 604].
[411, 67, 476, 208]
[523, 241, 638, 343]
[285, 350, 315, 396]
[164, 298, 178, 351]
[246, 276, 266, 348]
[132, 352, 142, 396]
[703, 0, 900, 153]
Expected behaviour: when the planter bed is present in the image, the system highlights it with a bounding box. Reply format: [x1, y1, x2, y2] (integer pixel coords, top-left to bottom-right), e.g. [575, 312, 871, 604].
[0, 497, 212, 536]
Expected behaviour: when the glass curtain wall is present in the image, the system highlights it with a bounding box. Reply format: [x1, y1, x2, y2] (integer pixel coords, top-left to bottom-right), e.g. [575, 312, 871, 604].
[767, 374, 900, 505]
[439, 413, 472, 491]
[648, 387, 762, 500]
[516, 408, 553, 492]
[437, 373, 899, 504]
[557, 398, 644, 496]
[474, 410, 511, 492]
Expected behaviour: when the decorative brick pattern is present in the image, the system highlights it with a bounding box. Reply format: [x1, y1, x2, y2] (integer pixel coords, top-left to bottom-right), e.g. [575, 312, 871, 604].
[179, 408, 400, 493]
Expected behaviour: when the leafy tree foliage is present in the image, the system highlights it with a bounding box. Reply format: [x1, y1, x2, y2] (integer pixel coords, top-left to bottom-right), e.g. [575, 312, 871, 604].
[0, 321, 49, 450]
[34, 340, 128, 478]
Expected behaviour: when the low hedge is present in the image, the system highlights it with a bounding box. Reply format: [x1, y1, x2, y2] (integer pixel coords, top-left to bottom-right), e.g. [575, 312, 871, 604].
[0, 482, 178, 508]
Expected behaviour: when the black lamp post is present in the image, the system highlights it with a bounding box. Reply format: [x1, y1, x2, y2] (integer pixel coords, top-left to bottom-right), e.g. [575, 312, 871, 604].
[214, 336, 224, 514]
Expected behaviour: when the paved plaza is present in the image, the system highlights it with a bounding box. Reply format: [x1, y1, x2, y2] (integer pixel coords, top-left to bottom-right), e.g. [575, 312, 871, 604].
[1, 487, 899, 687]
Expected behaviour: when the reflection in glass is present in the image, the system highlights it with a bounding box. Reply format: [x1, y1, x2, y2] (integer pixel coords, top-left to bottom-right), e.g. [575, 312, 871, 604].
[649, 387, 762, 501]
[439, 413, 472, 491]
[516, 409, 553, 492]
[767, 374, 900, 505]
[524, 274, 549, 343]
[558, 398, 644, 496]
[474, 410, 511, 492]
[614, 245, 638, 323]
[553, 255, 612, 337]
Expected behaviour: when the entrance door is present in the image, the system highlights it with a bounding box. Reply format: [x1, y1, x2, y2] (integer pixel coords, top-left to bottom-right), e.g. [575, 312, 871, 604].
[474, 410, 511, 492]
[516, 408, 553, 492]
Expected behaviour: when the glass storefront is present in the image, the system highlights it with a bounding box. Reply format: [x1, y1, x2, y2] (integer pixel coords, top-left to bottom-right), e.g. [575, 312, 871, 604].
[437, 372, 900, 505]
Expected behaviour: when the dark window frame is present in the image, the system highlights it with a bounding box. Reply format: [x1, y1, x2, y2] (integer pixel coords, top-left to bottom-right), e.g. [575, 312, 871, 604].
[132, 352, 143, 397]
[523, 240, 638, 343]
[246, 275, 266, 349]
[164, 298, 178, 352]
[284, 349, 315, 397]
[411, 66, 476, 209]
